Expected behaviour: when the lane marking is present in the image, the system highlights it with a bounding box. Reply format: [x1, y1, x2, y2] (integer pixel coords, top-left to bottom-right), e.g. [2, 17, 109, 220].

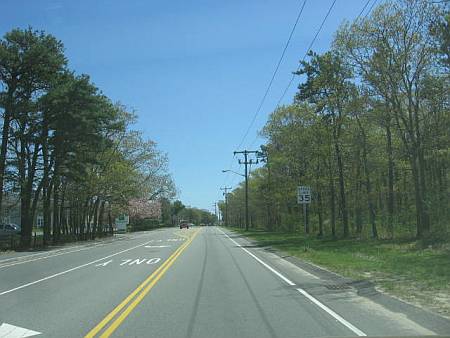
[0, 231, 169, 269]
[0, 239, 156, 296]
[147, 258, 161, 264]
[0, 323, 41, 337]
[296, 288, 366, 336]
[219, 229, 295, 286]
[0, 233, 154, 268]
[219, 228, 366, 337]
[128, 259, 146, 266]
[0, 244, 107, 269]
[84, 228, 200, 338]
[0, 249, 70, 263]
[100, 231, 200, 338]
[144, 245, 170, 248]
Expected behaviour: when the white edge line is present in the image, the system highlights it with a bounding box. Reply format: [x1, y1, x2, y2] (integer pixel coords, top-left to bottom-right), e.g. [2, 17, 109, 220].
[0, 245, 90, 263]
[0, 248, 68, 263]
[0, 232, 154, 267]
[219, 228, 366, 337]
[219, 229, 295, 286]
[296, 288, 366, 336]
[0, 244, 106, 269]
[0, 239, 155, 296]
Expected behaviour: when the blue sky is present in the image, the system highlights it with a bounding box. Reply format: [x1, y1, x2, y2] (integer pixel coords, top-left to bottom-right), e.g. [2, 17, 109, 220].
[1, 0, 374, 212]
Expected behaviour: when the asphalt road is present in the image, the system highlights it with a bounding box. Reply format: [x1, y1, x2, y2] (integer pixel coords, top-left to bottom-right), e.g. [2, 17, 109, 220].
[1, 226, 449, 338]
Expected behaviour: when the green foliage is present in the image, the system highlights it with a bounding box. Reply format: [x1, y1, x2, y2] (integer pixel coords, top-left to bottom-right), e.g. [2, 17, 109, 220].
[0, 28, 176, 247]
[232, 228, 450, 315]
[224, 0, 450, 241]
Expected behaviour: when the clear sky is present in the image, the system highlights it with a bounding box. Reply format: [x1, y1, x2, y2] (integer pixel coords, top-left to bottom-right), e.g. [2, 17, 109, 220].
[1, 0, 374, 212]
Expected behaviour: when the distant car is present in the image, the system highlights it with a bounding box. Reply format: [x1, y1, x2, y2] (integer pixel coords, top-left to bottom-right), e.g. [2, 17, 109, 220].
[179, 222, 189, 229]
[0, 223, 21, 236]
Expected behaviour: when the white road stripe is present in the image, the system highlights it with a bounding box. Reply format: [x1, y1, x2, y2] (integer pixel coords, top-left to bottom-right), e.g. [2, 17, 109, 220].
[219, 229, 295, 286]
[0, 233, 156, 268]
[0, 323, 41, 337]
[296, 288, 366, 336]
[219, 228, 367, 337]
[0, 250, 66, 264]
[0, 239, 155, 296]
[0, 244, 106, 269]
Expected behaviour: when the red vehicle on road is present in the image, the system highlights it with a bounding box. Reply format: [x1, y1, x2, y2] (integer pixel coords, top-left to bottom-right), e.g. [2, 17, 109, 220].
[179, 221, 190, 229]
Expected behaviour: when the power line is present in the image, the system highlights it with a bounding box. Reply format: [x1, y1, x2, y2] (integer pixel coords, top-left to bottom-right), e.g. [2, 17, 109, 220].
[234, 0, 308, 151]
[246, 0, 338, 150]
[225, 0, 378, 185]
[357, 0, 375, 21]
[364, 0, 379, 19]
[221, 0, 307, 188]
[275, 0, 337, 108]
[248, 0, 372, 150]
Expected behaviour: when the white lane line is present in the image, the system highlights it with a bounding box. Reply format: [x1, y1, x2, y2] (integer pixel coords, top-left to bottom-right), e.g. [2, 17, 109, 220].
[0, 250, 64, 264]
[0, 245, 92, 263]
[144, 245, 170, 248]
[0, 323, 41, 337]
[0, 323, 41, 338]
[0, 233, 157, 268]
[0, 239, 155, 296]
[219, 228, 367, 337]
[219, 229, 295, 286]
[296, 288, 366, 336]
[0, 244, 106, 269]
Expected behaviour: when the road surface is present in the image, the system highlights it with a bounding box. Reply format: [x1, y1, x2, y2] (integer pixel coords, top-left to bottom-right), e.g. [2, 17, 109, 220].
[0, 226, 449, 337]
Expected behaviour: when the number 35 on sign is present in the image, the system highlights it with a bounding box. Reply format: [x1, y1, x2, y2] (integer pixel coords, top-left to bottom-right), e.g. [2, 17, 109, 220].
[297, 186, 311, 204]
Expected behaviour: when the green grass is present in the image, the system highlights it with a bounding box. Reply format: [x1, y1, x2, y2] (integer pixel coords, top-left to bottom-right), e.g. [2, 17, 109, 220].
[231, 227, 450, 316]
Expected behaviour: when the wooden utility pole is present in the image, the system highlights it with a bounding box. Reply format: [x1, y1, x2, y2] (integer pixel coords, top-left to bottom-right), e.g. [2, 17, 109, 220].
[220, 186, 232, 226]
[234, 150, 258, 231]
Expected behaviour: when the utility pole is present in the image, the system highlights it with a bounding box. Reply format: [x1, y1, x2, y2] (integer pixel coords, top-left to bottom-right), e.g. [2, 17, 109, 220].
[220, 186, 232, 227]
[213, 202, 217, 224]
[234, 150, 258, 231]
[257, 147, 273, 230]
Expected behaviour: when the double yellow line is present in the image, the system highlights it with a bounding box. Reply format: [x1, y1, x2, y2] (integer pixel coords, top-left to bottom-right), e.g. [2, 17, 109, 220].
[85, 228, 201, 338]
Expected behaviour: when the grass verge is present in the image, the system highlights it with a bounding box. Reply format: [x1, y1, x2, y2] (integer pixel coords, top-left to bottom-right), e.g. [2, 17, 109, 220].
[230, 227, 450, 318]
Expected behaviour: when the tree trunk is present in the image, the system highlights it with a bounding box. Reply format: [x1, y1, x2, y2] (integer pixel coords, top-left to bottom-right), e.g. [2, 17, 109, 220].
[59, 181, 67, 236]
[354, 149, 363, 236]
[385, 122, 395, 238]
[52, 175, 60, 245]
[329, 171, 336, 238]
[108, 203, 113, 235]
[357, 117, 378, 238]
[317, 190, 324, 237]
[334, 133, 349, 237]
[92, 197, 100, 239]
[98, 200, 106, 236]
[0, 88, 15, 218]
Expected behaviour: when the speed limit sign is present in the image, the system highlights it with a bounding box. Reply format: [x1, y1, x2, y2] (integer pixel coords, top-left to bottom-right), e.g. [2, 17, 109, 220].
[297, 186, 311, 204]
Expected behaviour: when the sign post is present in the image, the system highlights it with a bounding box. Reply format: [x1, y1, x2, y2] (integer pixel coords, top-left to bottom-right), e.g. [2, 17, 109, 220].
[115, 214, 129, 233]
[297, 186, 311, 234]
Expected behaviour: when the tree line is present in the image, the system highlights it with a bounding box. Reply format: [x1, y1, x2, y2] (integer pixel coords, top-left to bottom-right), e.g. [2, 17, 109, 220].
[0, 28, 175, 248]
[220, 0, 449, 239]
[160, 199, 217, 227]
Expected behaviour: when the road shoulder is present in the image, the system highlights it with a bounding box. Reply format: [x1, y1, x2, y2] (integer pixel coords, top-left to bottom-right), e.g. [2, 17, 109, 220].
[225, 227, 450, 336]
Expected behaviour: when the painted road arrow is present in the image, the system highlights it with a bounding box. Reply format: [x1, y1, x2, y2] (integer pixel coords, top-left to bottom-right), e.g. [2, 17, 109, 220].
[0, 323, 41, 337]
